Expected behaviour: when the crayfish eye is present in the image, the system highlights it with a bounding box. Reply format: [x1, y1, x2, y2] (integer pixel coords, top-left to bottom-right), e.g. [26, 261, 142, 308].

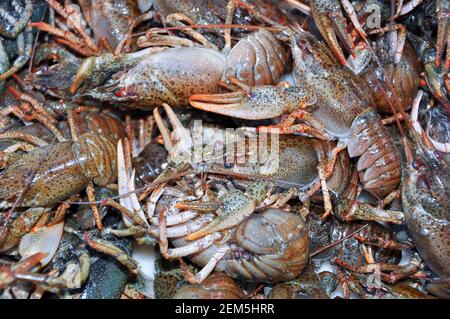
[114, 87, 129, 98]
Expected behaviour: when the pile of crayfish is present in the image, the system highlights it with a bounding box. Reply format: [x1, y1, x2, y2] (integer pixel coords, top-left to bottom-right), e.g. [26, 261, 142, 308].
[0, 0, 448, 299]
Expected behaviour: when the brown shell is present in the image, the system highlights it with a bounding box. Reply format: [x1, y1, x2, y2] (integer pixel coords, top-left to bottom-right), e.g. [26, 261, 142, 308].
[347, 108, 401, 198]
[73, 133, 117, 186]
[0, 141, 89, 207]
[361, 40, 422, 114]
[0, 133, 118, 207]
[292, 30, 375, 136]
[173, 272, 243, 299]
[217, 208, 309, 282]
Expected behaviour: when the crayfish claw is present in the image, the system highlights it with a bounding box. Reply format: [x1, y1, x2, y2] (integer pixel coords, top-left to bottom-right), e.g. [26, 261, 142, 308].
[310, 0, 356, 65]
[189, 86, 293, 120]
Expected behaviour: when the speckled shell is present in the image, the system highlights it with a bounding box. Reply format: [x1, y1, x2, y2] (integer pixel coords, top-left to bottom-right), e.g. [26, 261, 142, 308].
[290, 30, 401, 198]
[0, 141, 88, 207]
[222, 134, 351, 195]
[275, 135, 351, 195]
[0, 134, 117, 207]
[402, 155, 450, 279]
[331, 221, 402, 265]
[122, 47, 227, 107]
[272, 135, 322, 189]
[154, 272, 182, 299]
[291, 30, 375, 137]
[89, 30, 288, 109]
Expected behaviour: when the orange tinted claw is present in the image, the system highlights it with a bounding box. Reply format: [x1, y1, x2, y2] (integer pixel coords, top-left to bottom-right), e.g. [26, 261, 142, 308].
[190, 86, 292, 120]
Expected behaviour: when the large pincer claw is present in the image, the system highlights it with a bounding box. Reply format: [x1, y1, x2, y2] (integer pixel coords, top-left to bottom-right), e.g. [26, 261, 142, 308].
[189, 84, 315, 120]
[310, 0, 359, 65]
[70, 47, 159, 94]
[70, 54, 127, 94]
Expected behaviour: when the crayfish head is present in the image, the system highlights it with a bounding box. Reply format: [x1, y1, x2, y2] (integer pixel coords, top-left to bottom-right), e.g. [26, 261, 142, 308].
[75, 77, 139, 105]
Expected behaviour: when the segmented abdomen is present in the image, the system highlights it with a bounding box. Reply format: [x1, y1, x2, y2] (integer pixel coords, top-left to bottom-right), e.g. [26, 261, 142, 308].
[70, 111, 126, 140]
[73, 133, 118, 186]
[175, 209, 309, 283]
[347, 108, 401, 198]
[224, 30, 289, 86]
